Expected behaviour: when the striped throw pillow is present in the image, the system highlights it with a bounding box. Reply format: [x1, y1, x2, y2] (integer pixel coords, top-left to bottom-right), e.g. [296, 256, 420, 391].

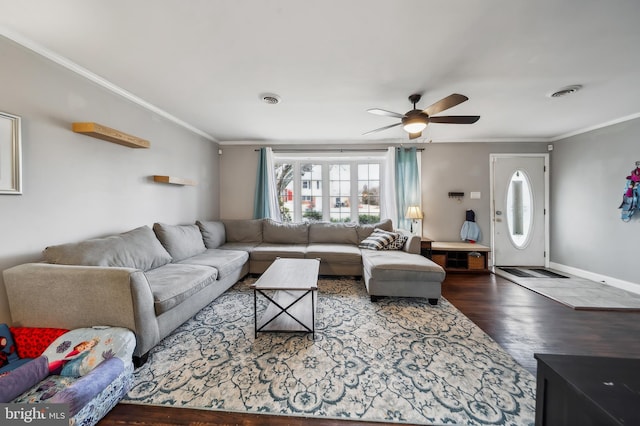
[359, 229, 397, 250]
[384, 234, 408, 250]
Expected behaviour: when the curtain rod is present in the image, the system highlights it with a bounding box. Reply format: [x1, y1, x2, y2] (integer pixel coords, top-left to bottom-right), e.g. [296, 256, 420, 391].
[254, 148, 425, 152]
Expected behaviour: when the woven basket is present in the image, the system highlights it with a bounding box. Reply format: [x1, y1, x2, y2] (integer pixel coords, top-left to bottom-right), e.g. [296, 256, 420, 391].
[467, 254, 485, 270]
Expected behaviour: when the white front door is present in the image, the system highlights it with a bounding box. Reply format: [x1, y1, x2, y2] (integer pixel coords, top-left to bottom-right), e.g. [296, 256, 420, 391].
[490, 154, 549, 267]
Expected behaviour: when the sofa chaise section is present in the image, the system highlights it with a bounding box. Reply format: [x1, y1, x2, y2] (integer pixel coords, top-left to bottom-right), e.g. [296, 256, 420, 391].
[361, 250, 446, 304]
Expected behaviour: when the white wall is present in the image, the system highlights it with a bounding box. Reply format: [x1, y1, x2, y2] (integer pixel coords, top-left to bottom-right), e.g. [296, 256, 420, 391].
[0, 37, 220, 324]
[551, 117, 640, 288]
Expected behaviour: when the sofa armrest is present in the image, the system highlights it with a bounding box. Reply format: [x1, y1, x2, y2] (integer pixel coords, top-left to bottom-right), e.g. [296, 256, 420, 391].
[3, 263, 159, 357]
[396, 229, 421, 254]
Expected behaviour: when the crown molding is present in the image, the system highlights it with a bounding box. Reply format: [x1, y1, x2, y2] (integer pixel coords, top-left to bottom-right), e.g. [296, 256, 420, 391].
[0, 27, 217, 143]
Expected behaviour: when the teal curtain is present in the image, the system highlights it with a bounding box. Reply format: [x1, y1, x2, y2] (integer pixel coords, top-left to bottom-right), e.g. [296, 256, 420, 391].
[253, 148, 281, 220]
[395, 147, 419, 230]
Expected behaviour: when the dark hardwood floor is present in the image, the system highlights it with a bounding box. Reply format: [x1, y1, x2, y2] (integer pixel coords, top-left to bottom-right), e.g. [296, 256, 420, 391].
[100, 273, 640, 426]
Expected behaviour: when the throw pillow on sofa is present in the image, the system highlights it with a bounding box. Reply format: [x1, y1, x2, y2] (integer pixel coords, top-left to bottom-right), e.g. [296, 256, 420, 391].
[359, 229, 399, 250]
[356, 219, 394, 242]
[384, 233, 408, 250]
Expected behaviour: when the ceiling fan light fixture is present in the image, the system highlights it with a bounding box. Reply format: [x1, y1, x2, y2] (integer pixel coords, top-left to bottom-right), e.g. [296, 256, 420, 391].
[402, 117, 427, 134]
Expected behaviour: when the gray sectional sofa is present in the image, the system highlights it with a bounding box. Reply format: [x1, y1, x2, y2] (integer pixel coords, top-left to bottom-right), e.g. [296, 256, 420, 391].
[3, 219, 445, 363]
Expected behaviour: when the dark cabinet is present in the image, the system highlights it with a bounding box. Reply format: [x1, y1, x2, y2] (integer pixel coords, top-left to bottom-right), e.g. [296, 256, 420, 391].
[535, 354, 640, 426]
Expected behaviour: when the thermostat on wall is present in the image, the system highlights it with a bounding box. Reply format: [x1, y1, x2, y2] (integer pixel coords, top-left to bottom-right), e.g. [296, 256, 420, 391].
[470, 192, 481, 199]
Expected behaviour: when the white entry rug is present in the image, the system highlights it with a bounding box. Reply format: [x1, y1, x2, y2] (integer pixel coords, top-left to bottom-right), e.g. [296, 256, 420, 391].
[123, 277, 536, 425]
[494, 267, 640, 311]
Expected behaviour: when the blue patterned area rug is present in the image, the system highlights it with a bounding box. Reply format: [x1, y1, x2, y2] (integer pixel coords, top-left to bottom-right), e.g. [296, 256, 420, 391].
[123, 277, 536, 425]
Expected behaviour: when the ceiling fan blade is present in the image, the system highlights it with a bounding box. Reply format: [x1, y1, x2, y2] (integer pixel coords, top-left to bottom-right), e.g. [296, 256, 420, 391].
[366, 108, 405, 119]
[408, 131, 422, 140]
[423, 94, 469, 116]
[429, 115, 480, 124]
[362, 122, 402, 135]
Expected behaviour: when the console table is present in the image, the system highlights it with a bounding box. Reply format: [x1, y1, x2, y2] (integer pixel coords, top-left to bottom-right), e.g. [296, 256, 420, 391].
[535, 353, 640, 425]
[430, 242, 490, 273]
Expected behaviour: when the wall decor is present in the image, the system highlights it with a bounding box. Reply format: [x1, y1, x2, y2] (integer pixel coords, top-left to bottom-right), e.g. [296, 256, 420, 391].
[0, 112, 22, 194]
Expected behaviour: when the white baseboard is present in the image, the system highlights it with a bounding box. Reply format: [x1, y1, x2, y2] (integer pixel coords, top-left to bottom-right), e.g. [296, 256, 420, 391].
[549, 262, 640, 295]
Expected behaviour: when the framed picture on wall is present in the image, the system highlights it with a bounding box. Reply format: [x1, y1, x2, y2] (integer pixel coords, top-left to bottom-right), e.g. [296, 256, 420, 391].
[0, 111, 22, 194]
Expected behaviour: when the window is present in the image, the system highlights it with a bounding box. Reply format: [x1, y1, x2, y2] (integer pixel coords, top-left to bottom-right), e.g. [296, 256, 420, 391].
[358, 163, 380, 224]
[330, 164, 351, 222]
[274, 154, 384, 223]
[300, 163, 322, 221]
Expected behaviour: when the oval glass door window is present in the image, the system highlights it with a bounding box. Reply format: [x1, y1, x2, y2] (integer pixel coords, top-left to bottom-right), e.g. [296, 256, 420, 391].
[506, 170, 533, 248]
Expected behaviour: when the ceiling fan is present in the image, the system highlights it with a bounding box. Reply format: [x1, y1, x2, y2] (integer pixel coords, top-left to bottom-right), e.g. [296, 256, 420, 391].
[364, 93, 480, 140]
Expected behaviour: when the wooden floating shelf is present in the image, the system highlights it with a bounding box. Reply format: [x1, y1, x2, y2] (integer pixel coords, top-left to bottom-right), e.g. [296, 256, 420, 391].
[72, 122, 150, 148]
[153, 175, 197, 186]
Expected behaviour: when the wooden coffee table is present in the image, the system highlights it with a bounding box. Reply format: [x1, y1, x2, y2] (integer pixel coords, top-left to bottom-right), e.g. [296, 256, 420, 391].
[251, 257, 320, 339]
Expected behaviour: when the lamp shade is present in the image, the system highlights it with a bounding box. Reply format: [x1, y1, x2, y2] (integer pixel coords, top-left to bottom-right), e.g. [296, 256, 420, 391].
[405, 205, 423, 219]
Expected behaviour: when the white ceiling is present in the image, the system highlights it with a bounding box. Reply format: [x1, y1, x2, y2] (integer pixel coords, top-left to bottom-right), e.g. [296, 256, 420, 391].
[1, 0, 640, 145]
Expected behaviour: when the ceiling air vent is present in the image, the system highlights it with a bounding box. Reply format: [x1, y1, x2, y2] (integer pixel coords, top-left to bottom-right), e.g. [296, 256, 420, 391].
[260, 93, 281, 104]
[549, 85, 582, 98]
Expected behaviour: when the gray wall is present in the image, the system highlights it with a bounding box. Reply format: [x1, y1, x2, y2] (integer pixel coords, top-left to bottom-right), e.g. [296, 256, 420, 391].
[421, 142, 547, 242]
[220, 145, 261, 219]
[0, 37, 220, 324]
[550, 117, 640, 284]
[219, 143, 548, 243]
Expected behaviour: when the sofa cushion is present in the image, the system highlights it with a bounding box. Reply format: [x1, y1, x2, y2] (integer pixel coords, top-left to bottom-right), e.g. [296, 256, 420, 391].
[153, 223, 206, 262]
[43, 226, 172, 272]
[263, 220, 309, 244]
[222, 219, 263, 243]
[306, 244, 362, 264]
[219, 242, 260, 252]
[179, 249, 249, 279]
[356, 219, 394, 242]
[196, 220, 226, 249]
[250, 244, 307, 261]
[362, 250, 446, 282]
[308, 222, 359, 244]
[145, 264, 218, 315]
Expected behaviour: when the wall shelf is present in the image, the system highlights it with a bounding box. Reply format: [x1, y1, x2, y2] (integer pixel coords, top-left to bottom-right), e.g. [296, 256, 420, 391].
[153, 175, 197, 186]
[72, 122, 150, 148]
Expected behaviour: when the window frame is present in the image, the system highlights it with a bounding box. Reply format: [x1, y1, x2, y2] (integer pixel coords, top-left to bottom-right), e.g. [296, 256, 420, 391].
[273, 152, 385, 223]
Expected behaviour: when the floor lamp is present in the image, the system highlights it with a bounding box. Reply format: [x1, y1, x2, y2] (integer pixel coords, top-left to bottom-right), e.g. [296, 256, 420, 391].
[405, 206, 423, 235]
